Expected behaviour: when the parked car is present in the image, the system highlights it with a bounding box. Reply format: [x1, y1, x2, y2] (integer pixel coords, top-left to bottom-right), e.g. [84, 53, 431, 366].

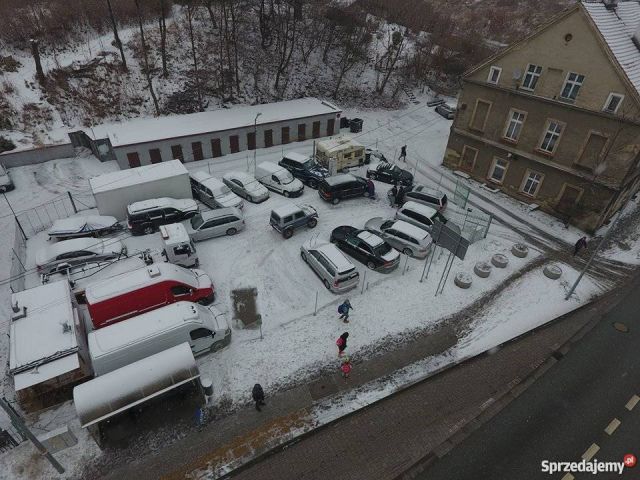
[300, 240, 359, 293]
[395, 184, 448, 211]
[48, 215, 122, 240]
[255, 161, 304, 197]
[190, 171, 244, 210]
[365, 148, 387, 164]
[36, 237, 127, 273]
[127, 197, 199, 235]
[318, 174, 369, 204]
[85, 263, 215, 329]
[0, 164, 14, 193]
[186, 207, 245, 241]
[435, 104, 456, 120]
[278, 152, 329, 189]
[366, 162, 413, 186]
[270, 204, 318, 239]
[88, 301, 231, 376]
[330, 226, 400, 272]
[364, 217, 432, 258]
[222, 171, 269, 203]
[160, 223, 199, 268]
[395, 201, 449, 232]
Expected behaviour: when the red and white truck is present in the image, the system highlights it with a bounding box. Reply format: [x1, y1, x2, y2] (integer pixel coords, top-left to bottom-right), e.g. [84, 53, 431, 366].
[85, 263, 215, 329]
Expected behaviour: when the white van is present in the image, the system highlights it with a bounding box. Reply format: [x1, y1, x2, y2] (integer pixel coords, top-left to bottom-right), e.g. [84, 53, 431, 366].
[255, 161, 304, 197]
[190, 171, 244, 210]
[88, 301, 231, 376]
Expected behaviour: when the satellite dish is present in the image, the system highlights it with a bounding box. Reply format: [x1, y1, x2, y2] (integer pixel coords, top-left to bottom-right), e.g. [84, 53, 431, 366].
[513, 69, 522, 80]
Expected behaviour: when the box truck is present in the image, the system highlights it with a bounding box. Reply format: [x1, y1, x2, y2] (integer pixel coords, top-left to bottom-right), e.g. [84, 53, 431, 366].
[85, 263, 215, 329]
[89, 160, 192, 219]
[88, 301, 230, 376]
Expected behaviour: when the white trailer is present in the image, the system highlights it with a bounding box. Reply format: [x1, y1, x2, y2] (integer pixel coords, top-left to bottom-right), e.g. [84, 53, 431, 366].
[89, 160, 192, 219]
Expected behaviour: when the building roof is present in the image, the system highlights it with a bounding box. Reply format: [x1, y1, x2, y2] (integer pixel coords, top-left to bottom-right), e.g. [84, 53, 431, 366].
[9, 281, 78, 376]
[582, 0, 640, 96]
[86, 98, 341, 148]
[90, 160, 188, 194]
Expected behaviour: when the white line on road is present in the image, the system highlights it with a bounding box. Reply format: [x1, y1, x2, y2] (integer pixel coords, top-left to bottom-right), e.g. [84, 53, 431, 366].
[605, 418, 621, 435]
[582, 443, 600, 461]
[561, 474, 575, 480]
[625, 395, 639, 411]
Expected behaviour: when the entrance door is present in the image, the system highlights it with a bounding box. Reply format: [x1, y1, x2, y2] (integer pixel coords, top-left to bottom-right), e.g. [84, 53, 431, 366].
[312, 121, 320, 139]
[264, 129, 273, 148]
[149, 149, 162, 164]
[327, 119, 335, 136]
[127, 152, 141, 168]
[247, 131, 256, 150]
[281, 127, 290, 144]
[230, 135, 240, 153]
[192, 141, 204, 161]
[171, 145, 184, 162]
[211, 138, 222, 158]
[556, 184, 582, 216]
[297, 124, 306, 142]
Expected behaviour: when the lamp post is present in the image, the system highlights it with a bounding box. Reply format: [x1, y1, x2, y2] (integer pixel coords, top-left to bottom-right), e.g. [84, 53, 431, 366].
[253, 112, 262, 176]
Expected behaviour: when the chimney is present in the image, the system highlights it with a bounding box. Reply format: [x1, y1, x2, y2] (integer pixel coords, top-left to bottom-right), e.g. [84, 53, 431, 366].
[603, 0, 618, 10]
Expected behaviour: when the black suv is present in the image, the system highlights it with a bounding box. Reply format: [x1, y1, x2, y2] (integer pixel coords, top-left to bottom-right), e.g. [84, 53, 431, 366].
[126, 197, 199, 235]
[278, 153, 329, 189]
[330, 226, 400, 272]
[318, 174, 369, 205]
[366, 162, 413, 186]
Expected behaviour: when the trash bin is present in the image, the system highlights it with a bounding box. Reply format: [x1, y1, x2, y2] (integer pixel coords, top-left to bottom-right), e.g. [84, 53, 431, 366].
[340, 116, 350, 129]
[349, 118, 363, 133]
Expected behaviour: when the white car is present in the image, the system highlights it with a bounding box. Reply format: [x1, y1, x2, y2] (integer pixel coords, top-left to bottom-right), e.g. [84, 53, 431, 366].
[300, 241, 359, 293]
[36, 237, 127, 273]
[47, 215, 121, 240]
[364, 217, 432, 258]
[186, 207, 245, 241]
[190, 171, 244, 210]
[222, 171, 269, 203]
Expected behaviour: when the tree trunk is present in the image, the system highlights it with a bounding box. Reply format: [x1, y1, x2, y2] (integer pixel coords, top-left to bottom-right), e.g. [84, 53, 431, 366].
[30, 39, 45, 84]
[229, 1, 240, 95]
[159, 0, 168, 77]
[186, 4, 203, 111]
[135, 0, 160, 116]
[106, 0, 127, 71]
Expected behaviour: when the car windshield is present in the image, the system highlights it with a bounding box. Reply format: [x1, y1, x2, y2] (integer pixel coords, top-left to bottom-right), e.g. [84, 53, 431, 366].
[191, 214, 204, 229]
[216, 185, 232, 196]
[381, 220, 395, 230]
[373, 243, 392, 257]
[303, 158, 317, 169]
[279, 171, 295, 184]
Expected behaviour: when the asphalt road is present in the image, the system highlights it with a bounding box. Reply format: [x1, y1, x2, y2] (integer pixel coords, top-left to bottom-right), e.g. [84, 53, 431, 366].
[418, 275, 640, 480]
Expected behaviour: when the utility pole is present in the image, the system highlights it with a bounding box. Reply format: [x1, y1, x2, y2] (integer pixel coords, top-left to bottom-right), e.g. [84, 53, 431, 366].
[0, 397, 65, 474]
[253, 112, 262, 176]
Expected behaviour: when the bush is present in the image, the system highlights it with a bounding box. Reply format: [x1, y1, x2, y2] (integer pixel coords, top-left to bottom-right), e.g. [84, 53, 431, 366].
[0, 136, 16, 153]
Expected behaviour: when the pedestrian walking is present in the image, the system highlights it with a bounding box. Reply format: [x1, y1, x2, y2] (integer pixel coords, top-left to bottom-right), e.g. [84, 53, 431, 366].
[399, 145, 407, 162]
[252, 383, 266, 411]
[366, 178, 376, 199]
[389, 184, 398, 206]
[194, 406, 206, 431]
[395, 184, 406, 206]
[336, 332, 349, 356]
[340, 355, 352, 379]
[573, 236, 587, 256]
[338, 299, 353, 323]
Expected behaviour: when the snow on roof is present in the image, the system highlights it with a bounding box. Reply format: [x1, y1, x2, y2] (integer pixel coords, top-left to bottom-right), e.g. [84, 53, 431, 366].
[9, 281, 78, 374]
[357, 230, 384, 247]
[128, 197, 197, 213]
[74, 343, 199, 428]
[284, 152, 310, 163]
[317, 136, 363, 153]
[316, 243, 355, 274]
[36, 238, 122, 266]
[582, 1, 640, 95]
[14, 354, 80, 391]
[159, 223, 191, 245]
[48, 216, 117, 235]
[85, 263, 199, 303]
[272, 203, 303, 218]
[402, 201, 438, 218]
[86, 98, 341, 148]
[90, 160, 188, 194]
[88, 302, 204, 359]
[323, 174, 355, 186]
[392, 220, 430, 240]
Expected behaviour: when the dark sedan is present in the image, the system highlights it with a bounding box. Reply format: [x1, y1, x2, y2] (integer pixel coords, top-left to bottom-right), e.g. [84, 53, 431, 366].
[366, 162, 413, 186]
[330, 226, 400, 272]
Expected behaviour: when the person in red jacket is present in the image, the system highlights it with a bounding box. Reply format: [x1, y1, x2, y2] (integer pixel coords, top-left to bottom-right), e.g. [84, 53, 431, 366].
[336, 332, 349, 356]
[340, 356, 352, 379]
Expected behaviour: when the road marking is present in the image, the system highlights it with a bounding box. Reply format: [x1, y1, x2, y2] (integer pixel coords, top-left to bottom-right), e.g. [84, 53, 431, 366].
[582, 443, 600, 461]
[561, 474, 575, 480]
[605, 418, 621, 435]
[626, 395, 639, 411]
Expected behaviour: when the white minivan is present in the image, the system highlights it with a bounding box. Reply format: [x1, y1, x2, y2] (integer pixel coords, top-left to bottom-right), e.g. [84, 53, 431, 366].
[88, 301, 231, 376]
[255, 161, 304, 197]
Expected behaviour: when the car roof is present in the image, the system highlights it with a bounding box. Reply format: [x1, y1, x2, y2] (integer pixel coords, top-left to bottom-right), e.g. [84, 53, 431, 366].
[323, 174, 356, 186]
[391, 220, 430, 240]
[283, 152, 309, 163]
[200, 207, 242, 220]
[315, 243, 355, 274]
[224, 171, 253, 182]
[356, 230, 384, 247]
[272, 203, 302, 217]
[402, 201, 438, 217]
[256, 161, 281, 173]
[45, 238, 105, 257]
[409, 184, 445, 198]
[190, 171, 225, 190]
[128, 197, 197, 213]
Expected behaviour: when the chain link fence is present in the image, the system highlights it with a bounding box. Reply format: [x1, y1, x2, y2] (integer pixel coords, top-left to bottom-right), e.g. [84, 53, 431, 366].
[10, 218, 27, 294]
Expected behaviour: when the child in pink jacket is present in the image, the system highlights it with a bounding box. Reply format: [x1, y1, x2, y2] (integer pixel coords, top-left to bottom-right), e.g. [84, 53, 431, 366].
[340, 356, 352, 379]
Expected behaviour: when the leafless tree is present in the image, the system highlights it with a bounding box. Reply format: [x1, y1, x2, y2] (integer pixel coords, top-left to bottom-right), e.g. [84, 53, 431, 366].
[184, 2, 204, 111]
[106, 0, 127, 71]
[134, 0, 160, 116]
[273, 1, 298, 92]
[159, 0, 168, 77]
[376, 28, 407, 94]
[331, 15, 372, 98]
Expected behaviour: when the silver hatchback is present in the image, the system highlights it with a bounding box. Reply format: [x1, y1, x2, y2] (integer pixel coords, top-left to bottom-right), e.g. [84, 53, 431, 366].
[186, 207, 245, 241]
[364, 217, 432, 258]
[300, 241, 359, 293]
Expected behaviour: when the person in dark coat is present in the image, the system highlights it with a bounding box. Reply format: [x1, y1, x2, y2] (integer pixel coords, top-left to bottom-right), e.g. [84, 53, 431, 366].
[389, 184, 398, 206]
[366, 178, 375, 199]
[338, 299, 353, 323]
[395, 184, 406, 206]
[399, 145, 407, 162]
[573, 236, 588, 256]
[336, 332, 349, 356]
[252, 383, 266, 411]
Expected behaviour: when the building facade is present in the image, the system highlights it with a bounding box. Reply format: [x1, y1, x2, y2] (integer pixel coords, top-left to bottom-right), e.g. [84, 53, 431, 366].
[442, 0, 640, 232]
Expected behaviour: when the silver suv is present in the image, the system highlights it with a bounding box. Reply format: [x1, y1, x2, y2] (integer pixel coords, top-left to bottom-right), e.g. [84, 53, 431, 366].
[300, 241, 359, 293]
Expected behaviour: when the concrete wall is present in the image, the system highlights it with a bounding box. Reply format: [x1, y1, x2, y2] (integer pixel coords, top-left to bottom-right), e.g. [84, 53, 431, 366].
[0, 143, 75, 168]
[112, 113, 339, 169]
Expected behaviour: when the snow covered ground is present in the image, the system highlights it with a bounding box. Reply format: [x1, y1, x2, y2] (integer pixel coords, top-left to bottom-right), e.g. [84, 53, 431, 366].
[0, 98, 623, 479]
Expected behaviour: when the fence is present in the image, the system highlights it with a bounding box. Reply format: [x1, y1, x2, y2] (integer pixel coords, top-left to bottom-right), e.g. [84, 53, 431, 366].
[15, 191, 97, 239]
[10, 218, 27, 293]
[0, 143, 75, 168]
[446, 205, 493, 244]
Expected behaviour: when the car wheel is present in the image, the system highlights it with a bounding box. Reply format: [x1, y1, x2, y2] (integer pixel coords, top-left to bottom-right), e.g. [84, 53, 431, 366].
[143, 225, 154, 235]
[226, 228, 237, 236]
[283, 190, 290, 198]
[367, 261, 376, 270]
[330, 236, 337, 244]
[403, 248, 413, 257]
[332, 197, 340, 205]
[323, 279, 331, 290]
[0, 186, 6, 193]
[363, 191, 370, 198]
[307, 217, 317, 228]
[369, 173, 377, 180]
[283, 227, 294, 239]
[308, 180, 318, 189]
[301, 251, 307, 262]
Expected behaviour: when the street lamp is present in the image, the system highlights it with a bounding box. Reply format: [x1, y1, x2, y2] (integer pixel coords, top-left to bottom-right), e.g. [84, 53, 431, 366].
[253, 112, 262, 176]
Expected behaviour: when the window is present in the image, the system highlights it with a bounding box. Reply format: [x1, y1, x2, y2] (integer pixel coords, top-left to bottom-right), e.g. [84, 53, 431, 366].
[469, 99, 492, 132]
[171, 145, 184, 162]
[521, 170, 544, 197]
[488, 157, 509, 184]
[603, 93, 624, 114]
[127, 152, 141, 168]
[190, 328, 212, 341]
[488, 66, 502, 84]
[503, 109, 526, 142]
[294, 212, 305, 220]
[149, 148, 162, 164]
[170, 285, 192, 296]
[560, 72, 585, 101]
[539, 120, 564, 153]
[522, 64, 543, 91]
